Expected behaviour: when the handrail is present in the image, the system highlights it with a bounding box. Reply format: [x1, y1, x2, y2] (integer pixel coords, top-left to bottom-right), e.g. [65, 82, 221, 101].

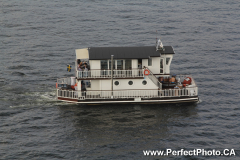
[57, 77, 71, 85]
[57, 87, 198, 100]
[76, 69, 144, 79]
[144, 67, 162, 89]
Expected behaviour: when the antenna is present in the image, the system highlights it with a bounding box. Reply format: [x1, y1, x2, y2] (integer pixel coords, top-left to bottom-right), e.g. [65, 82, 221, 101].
[155, 30, 165, 51]
[156, 38, 164, 51]
[156, 30, 158, 41]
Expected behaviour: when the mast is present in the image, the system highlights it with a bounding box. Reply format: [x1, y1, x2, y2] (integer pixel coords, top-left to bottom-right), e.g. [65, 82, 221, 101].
[111, 55, 114, 98]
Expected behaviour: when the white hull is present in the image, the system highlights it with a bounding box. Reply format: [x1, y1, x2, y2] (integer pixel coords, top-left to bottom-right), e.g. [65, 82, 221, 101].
[57, 96, 199, 104]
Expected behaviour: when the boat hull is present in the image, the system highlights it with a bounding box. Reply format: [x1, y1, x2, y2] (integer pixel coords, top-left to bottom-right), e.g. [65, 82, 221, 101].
[57, 96, 199, 104]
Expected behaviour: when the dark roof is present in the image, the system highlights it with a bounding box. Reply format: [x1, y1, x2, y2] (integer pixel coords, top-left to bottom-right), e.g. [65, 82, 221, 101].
[88, 46, 174, 60]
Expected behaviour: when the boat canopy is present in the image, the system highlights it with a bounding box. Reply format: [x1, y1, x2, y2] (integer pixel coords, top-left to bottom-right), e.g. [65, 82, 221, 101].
[76, 46, 174, 60]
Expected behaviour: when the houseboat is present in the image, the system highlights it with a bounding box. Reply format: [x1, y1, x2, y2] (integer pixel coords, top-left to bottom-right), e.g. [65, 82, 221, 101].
[56, 39, 199, 104]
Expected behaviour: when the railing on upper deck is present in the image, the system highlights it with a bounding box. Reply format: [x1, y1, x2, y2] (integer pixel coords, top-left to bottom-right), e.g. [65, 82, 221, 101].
[76, 69, 144, 79]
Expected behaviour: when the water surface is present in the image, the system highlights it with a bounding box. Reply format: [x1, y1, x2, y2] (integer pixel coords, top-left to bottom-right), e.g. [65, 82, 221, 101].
[1, 0, 240, 159]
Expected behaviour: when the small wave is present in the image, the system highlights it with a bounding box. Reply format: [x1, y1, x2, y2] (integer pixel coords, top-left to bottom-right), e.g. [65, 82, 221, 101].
[9, 104, 30, 108]
[197, 98, 202, 104]
[11, 71, 26, 76]
[8, 65, 32, 70]
[9, 100, 68, 108]
[25, 90, 57, 101]
[0, 78, 6, 86]
[0, 78, 5, 82]
[9, 90, 71, 108]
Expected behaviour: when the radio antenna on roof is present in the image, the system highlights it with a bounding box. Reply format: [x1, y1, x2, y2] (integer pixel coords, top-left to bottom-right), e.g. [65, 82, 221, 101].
[155, 31, 164, 51]
[156, 30, 158, 42]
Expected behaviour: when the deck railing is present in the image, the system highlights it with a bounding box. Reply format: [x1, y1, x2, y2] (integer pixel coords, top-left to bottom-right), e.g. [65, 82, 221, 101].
[57, 87, 198, 100]
[57, 77, 71, 85]
[57, 77, 76, 88]
[57, 89, 79, 99]
[76, 69, 144, 79]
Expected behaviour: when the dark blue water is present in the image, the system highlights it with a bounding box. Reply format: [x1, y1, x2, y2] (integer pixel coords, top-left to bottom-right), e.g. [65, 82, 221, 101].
[1, 0, 240, 159]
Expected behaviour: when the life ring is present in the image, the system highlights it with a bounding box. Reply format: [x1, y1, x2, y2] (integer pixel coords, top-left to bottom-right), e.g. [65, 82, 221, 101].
[144, 69, 150, 75]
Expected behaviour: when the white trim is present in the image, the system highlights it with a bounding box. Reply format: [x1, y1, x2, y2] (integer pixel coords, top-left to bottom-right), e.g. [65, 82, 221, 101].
[57, 97, 199, 104]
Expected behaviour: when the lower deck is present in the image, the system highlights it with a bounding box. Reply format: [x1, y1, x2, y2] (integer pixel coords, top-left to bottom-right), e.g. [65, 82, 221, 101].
[56, 87, 198, 104]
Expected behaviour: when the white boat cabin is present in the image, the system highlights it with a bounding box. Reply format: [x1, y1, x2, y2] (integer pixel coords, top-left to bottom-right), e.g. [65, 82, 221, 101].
[75, 45, 174, 91]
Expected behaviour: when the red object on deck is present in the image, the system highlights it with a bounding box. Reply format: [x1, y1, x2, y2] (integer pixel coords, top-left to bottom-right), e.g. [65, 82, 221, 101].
[182, 77, 192, 85]
[72, 83, 77, 90]
[56, 83, 58, 88]
[70, 83, 77, 89]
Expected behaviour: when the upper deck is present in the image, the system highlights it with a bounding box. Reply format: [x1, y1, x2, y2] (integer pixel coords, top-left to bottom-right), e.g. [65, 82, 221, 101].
[76, 69, 144, 80]
[75, 45, 175, 78]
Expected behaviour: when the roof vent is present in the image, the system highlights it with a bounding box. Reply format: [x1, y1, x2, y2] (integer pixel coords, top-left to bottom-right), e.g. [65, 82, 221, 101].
[156, 39, 165, 51]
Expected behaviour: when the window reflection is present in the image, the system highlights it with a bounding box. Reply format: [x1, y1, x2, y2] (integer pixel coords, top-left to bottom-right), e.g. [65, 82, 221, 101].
[148, 58, 152, 66]
[117, 60, 123, 70]
[166, 58, 170, 65]
[125, 59, 132, 70]
[101, 59, 132, 70]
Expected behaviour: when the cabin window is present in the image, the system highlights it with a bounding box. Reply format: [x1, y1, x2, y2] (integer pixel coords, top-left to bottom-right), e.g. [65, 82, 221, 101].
[160, 58, 163, 74]
[85, 80, 91, 88]
[138, 59, 142, 69]
[128, 81, 133, 85]
[116, 60, 123, 70]
[166, 58, 171, 65]
[125, 59, 132, 70]
[148, 58, 152, 66]
[142, 80, 147, 85]
[114, 81, 119, 86]
[101, 60, 108, 70]
[109, 60, 116, 70]
[101, 59, 131, 70]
